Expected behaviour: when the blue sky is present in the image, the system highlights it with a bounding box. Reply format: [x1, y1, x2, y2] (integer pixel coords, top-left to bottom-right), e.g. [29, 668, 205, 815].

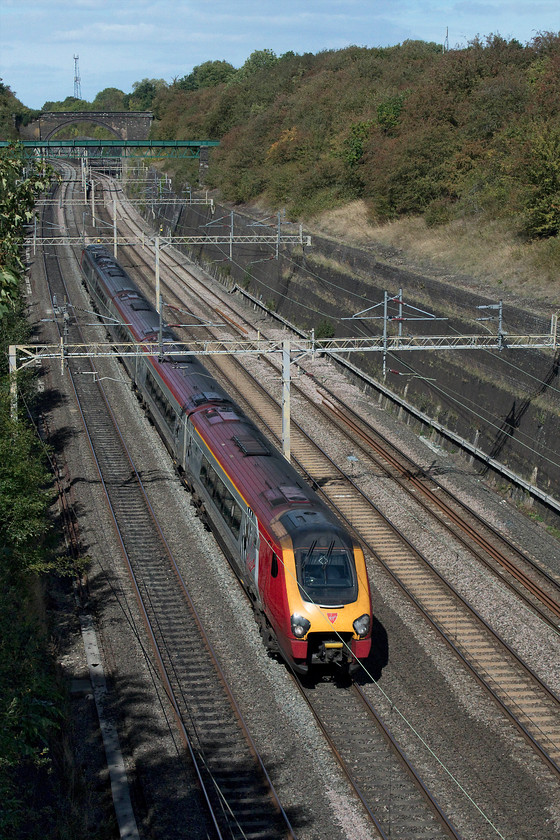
[1, 0, 558, 109]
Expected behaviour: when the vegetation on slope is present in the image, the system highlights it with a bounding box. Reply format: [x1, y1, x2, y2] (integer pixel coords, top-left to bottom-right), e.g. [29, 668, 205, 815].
[7, 35, 558, 249]
[151, 36, 560, 246]
[0, 144, 55, 313]
[0, 79, 36, 139]
[0, 143, 91, 838]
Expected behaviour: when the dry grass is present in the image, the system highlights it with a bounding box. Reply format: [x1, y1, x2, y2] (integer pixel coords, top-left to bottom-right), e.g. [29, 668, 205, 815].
[311, 201, 560, 317]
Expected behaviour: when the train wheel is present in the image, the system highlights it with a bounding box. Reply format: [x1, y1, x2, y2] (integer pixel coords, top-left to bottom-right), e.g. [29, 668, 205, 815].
[255, 610, 279, 653]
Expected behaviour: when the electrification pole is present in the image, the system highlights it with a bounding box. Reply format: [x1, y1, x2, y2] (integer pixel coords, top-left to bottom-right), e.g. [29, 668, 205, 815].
[282, 340, 291, 462]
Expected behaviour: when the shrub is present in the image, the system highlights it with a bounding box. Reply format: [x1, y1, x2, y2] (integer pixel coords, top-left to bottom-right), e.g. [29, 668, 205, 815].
[315, 319, 335, 339]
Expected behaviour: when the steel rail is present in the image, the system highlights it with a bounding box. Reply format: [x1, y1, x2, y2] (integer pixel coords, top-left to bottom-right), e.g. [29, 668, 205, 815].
[320, 397, 560, 627]
[122, 231, 560, 782]
[205, 347, 560, 775]
[294, 672, 462, 840]
[41, 169, 225, 839]
[102, 175, 465, 839]
[102, 174, 560, 775]
[112, 191, 560, 632]
[43, 164, 296, 840]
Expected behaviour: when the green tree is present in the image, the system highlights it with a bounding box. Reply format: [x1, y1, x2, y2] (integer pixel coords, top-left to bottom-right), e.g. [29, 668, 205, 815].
[0, 391, 51, 569]
[377, 93, 407, 134]
[176, 61, 236, 91]
[522, 122, 560, 238]
[0, 276, 63, 835]
[0, 144, 55, 315]
[0, 335, 66, 837]
[234, 49, 278, 81]
[41, 96, 83, 112]
[124, 78, 167, 111]
[0, 80, 32, 140]
[344, 120, 375, 167]
[91, 87, 127, 111]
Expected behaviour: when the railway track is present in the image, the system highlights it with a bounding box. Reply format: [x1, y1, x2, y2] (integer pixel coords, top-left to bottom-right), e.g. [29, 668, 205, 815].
[297, 677, 461, 840]
[198, 344, 560, 777]
[90, 171, 560, 832]
[114, 188, 560, 700]
[44, 165, 296, 840]
[318, 395, 560, 629]
[82, 170, 465, 839]
[105, 176, 560, 629]
[105, 179, 560, 626]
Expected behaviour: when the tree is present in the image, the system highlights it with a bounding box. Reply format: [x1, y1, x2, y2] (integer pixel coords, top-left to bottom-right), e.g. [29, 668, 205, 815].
[0, 316, 65, 838]
[234, 49, 278, 80]
[124, 78, 167, 111]
[0, 144, 55, 315]
[0, 81, 30, 140]
[91, 87, 127, 111]
[522, 122, 560, 238]
[176, 61, 235, 92]
[41, 96, 82, 112]
[377, 93, 407, 134]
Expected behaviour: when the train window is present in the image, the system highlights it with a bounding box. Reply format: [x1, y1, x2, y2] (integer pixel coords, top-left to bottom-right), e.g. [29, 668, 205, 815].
[200, 456, 215, 492]
[229, 502, 242, 539]
[271, 552, 279, 578]
[214, 476, 226, 507]
[293, 530, 357, 606]
[199, 456, 242, 540]
[145, 369, 176, 431]
[94, 281, 108, 308]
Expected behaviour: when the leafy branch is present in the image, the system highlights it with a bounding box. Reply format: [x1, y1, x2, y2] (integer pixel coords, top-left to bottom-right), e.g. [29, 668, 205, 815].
[0, 143, 57, 315]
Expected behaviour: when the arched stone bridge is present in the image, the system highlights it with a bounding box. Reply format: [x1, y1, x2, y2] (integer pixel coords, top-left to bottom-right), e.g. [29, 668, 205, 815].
[19, 111, 153, 141]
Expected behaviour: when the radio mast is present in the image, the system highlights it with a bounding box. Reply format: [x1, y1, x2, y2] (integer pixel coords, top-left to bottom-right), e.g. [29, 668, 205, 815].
[73, 55, 82, 99]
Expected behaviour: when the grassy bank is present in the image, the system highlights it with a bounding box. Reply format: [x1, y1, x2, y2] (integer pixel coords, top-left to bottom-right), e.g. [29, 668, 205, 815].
[311, 199, 560, 313]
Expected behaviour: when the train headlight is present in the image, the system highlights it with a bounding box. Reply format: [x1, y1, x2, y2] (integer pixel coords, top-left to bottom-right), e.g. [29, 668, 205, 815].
[291, 614, 311, 638]
[353, 614, 371, 637]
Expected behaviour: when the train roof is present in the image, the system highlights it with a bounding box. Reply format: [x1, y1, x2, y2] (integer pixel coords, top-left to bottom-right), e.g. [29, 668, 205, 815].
[84, 245, 347, 538]
[84, 244, 138, 299]
[190, 402, 343, 534]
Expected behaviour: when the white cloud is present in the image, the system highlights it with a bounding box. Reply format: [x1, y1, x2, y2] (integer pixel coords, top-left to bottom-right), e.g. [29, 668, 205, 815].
[55, 22, 157, 42]
[2, 0, 558, 108]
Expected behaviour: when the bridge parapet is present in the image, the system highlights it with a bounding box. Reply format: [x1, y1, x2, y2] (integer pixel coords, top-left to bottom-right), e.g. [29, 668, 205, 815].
[19, 111, 153, 141]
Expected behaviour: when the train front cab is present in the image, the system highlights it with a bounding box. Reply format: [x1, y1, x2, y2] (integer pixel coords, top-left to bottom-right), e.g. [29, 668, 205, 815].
[275, 513, 372, 674]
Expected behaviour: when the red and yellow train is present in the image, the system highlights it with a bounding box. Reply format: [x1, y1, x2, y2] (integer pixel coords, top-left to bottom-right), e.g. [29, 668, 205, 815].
[81, 244, 372, 673]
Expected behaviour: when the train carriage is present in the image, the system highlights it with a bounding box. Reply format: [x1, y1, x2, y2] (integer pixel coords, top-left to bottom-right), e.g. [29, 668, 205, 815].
[81, 244, 373, 673]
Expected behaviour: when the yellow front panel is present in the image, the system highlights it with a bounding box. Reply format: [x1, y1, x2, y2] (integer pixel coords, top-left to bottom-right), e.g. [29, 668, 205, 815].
[281, 540, 371, 639]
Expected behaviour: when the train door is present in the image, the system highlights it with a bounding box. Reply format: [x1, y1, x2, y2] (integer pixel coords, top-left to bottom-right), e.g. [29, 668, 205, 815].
[174, 415, 185, 465]
[241, 508, 260, 589]
[184, 425, 200, 476]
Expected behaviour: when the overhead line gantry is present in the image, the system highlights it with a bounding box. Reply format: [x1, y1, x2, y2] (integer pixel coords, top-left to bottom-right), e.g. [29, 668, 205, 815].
[0, 139, 220, 159]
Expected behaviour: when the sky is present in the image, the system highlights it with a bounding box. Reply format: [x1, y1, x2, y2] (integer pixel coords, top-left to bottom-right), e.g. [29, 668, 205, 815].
[1, 0, 559, 109]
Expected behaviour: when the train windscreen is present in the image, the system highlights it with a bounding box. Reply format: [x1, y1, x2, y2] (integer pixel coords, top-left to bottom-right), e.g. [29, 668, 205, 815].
[294, 530, 357, 606]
